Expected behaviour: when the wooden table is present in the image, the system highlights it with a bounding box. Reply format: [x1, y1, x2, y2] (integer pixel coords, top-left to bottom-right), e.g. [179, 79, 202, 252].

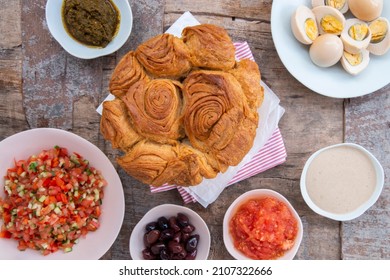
[1, 0, 389, 260]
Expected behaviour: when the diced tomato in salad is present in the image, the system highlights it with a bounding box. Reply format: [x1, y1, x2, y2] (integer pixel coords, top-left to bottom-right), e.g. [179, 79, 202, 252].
[0, 146, 107, 255]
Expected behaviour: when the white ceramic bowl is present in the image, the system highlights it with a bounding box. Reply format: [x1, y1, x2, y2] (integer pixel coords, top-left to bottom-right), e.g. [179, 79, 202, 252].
[46, 0, 133, 59]
[223, 189, 303, 260]
[0, 128, 125, 259]
[300, 143, 384, 221]
[129, 204, 210, 260]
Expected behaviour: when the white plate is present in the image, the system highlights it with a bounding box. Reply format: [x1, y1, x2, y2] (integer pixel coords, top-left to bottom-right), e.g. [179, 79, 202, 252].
[129, 204, 210, 260]
[46, 0, 133, 59]
[271, 0, 390, 98]
[0, 128, 125, 259]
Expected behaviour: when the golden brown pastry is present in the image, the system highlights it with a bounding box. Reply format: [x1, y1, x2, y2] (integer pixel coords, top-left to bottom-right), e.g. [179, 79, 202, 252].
[135, 34, 192, 78]
[182, 70, 258, 168]
[182, 24, 236, 71]
[117, 140, 218, 187]
[229, 59, 264, 111]
[100, 99, 142, 151]
[122, 79, 184, 144]
[109, 51, 149, 98]
[101, 24, 265, 187]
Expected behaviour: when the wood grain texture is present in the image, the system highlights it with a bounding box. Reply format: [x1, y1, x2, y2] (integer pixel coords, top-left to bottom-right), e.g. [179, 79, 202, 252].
[0, 0, 27, 140]
[343, 88, 390, 259]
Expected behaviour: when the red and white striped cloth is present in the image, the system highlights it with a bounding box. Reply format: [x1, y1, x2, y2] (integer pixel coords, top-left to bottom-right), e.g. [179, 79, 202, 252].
[150, 42, 287, 204]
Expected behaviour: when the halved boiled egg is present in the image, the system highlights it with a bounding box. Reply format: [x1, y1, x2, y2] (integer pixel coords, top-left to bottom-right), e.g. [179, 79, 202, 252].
[312, 0, 349, 14]
[367, 17, 390, 55]
[312, 6, 346, 35]
[341, 49, 370, 75]
[291, 5, 319, 44]
[341, 18, 372, 54]
[348, 0, 383, 22]
[310, 34, 344, 67]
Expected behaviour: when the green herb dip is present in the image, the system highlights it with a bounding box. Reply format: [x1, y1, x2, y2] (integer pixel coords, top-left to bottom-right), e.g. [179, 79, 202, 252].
[62, 0, 120, 48]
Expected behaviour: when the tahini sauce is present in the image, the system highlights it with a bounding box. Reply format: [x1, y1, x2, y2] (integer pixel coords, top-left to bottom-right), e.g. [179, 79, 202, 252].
[306, 146, 376, 214]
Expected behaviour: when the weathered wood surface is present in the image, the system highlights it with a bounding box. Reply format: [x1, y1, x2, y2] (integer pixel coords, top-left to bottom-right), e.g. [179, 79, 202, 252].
[0, 0, 389, 260]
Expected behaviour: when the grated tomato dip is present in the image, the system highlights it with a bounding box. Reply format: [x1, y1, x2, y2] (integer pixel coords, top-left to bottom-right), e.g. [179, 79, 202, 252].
[0, 146, 107, 255]
[229, 196, 298, 260]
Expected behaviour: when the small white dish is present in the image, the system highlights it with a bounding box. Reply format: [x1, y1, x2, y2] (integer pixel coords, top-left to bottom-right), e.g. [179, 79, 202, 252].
[223, 189, 303, 260]
[271, 0, 390, 98]
[46, 0, 133, 59]
[300, 143, 384, 221]
[129, 204, 210, 260]
[0, 128, 125, 260]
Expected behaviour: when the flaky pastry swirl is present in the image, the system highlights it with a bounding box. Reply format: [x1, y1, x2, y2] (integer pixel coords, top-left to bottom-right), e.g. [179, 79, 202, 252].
[101, 24, 264, 187]
[122, 79, 184, 144]
[135, 34, 191, 79]
[109, 51, 149, 98]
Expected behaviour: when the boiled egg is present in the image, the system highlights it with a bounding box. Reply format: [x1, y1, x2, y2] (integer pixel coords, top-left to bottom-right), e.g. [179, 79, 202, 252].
[348, 0, 383, 22]
[291, 5, 319, 45]
[341, 49, 370, 75]
[310, 34, 344, 67]
[312, 0, 349, 14]
[312, 6, 346, 35]
[341, 18, 372, 54]
[367, 17, 390, 55]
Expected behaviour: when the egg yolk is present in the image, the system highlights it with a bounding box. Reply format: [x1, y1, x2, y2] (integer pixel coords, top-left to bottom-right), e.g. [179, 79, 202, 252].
[305, 18, 318, 41]
[369, 20, 388, 43]
[326, 0, 346, 11]
[348, 24, 369, 41]
[344, 51, 363, 66]
[321, 15, 343, 34]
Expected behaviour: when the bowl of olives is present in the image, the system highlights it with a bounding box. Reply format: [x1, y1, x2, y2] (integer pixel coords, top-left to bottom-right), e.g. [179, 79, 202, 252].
[129, 204, 210, 260]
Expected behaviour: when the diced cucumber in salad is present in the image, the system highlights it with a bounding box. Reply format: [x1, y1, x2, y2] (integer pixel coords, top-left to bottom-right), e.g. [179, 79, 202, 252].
[0, 146, 107, 255]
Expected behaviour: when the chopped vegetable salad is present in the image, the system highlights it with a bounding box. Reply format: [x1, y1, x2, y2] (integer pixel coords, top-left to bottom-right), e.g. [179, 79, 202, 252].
[0, 146, 107, 255]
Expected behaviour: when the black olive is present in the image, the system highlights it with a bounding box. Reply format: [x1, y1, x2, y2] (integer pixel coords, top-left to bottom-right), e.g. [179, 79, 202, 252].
[145, 221, 158, 232]
[168, 240, 184, 254]
[186, 234, 199, 252]
[173, 231, 182, 243]
[160, 228, 175, 241]
[145, 229, 160, 246]
[169, 216, 181, 232]
[160, 248, 171, 260]
[182, 224, 195, 233]
[157, 216, 169, 230]
[142, 248, 156, 260]
[177, 213, 189, 227]
[185, 249, 197, 260]
[181, 232, 190, 243]
[172, 249, 187, 260]
[151, 242, 166, 255]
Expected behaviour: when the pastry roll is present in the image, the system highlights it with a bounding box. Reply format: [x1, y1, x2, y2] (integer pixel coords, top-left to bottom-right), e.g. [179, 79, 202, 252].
[117, 140, 218, 187]
[229, 59, 265, 111]
[109, 51, 149, 98]
[182, 70, 258, 167]
[135, 34, 191, 78]
[182, 24, 236, 71]
[100, 99, 142, 151]
[122, 79, 184, 144]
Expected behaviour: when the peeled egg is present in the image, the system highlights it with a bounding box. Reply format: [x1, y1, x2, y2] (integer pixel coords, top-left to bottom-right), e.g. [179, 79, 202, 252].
[310, 34, 344, 67]
[341, 49, 370, 75]
[312, 6, 346, 35]
[312, 0, 349, 14]
[348, 0, 383, 22]
[341, 18, 372, 54]
[367, 17, 390, 55]
[291, 5, 319, 44]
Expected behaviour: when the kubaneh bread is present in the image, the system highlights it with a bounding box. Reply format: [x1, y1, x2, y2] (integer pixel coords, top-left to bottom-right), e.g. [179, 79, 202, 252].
[101, 24, 264, 187]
